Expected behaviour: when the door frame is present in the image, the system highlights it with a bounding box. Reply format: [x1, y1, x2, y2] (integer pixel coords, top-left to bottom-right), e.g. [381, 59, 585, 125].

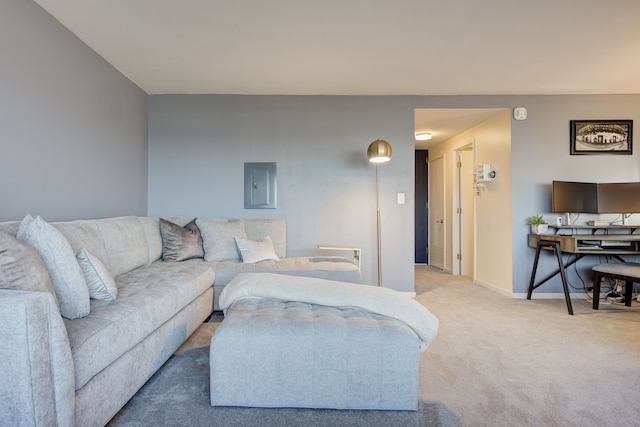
[453, 143, 475, 277]
[428, 154, 446, 271]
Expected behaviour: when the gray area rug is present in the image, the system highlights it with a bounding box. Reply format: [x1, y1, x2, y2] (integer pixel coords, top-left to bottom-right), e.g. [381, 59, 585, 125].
[108, 346, 461, 427]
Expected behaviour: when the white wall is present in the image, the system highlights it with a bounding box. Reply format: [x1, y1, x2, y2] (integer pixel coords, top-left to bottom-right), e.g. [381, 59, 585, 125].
[472, 112, 513, 294]
[0, 0, 148, 222]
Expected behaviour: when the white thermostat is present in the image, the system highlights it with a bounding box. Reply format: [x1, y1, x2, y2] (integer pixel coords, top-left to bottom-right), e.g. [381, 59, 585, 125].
[513, 107, 527, 121]
[475, 164, 496, 182]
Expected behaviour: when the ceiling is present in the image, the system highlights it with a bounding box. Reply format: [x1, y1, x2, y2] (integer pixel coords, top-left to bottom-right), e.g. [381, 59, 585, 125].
[33, 0, 640, 148]
[414, 108, 506, 149]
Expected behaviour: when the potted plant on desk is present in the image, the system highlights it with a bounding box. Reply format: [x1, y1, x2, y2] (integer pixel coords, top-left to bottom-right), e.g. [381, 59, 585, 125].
[529, 214, 548, 234]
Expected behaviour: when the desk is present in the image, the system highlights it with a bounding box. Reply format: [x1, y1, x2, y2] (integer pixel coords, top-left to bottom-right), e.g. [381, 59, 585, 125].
[527, 229, 640, 315]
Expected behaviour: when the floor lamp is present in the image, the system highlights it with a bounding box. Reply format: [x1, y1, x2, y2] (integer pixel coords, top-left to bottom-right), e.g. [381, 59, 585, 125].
[367, 139, 392, 287]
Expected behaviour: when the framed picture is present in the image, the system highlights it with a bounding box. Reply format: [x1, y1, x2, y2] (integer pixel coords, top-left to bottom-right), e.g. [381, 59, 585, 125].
[570, 120, 633, 155]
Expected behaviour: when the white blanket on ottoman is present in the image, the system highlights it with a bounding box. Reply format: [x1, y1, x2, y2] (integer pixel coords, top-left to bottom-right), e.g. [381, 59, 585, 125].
[219, 273, 438, 351]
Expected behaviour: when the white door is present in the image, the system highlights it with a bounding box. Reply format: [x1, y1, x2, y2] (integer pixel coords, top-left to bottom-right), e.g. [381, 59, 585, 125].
[429, 155, 445, 270]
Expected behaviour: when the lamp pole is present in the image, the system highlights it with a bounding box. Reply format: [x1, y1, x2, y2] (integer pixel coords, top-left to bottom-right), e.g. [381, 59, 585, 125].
[367, 139, 392, 288]
[375, 162, 383, 287]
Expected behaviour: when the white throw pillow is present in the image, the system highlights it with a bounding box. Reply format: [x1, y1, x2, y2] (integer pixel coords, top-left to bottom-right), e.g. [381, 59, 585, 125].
[234, 235, 281, 263]
[17, 214, 90, 319]
[77, 247, 117, 300]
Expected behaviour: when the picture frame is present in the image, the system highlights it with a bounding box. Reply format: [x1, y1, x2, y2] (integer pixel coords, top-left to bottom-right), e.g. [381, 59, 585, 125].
[570, 120, 633, 155]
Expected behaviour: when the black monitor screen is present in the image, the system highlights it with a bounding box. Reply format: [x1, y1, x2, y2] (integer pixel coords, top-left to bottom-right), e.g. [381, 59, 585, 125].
[552, 181, 598, 213]
[596, 182, 640, 213]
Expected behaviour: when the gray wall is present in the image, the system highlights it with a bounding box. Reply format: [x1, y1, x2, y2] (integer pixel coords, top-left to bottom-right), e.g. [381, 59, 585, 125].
[511, 95, 640, 295]
[0, 0, 148, 222]
[149, 94, 640, 294]
[148, 95, 416, 291]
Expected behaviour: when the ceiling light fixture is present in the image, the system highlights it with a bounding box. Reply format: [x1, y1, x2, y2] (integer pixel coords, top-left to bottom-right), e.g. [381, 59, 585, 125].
[415, 133, 432, 141]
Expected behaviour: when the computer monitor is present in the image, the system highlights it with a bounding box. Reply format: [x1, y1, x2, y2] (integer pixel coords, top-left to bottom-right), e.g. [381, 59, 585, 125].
[596, 182, 640, 213]
[551, 181, 599, 213]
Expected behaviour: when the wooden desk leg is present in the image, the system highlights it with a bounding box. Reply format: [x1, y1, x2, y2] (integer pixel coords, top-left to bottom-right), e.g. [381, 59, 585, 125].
[528, 240, 574, 315]
[551, 242, 573, 315]
[527, 243, 544, 300]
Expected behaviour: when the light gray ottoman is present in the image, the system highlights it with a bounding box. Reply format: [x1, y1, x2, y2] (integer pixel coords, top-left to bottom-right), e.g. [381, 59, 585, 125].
[209, 298, 421, 410]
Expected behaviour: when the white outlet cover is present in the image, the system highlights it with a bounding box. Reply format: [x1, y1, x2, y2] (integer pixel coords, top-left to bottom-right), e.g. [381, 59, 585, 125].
[513, 107, 527, 121]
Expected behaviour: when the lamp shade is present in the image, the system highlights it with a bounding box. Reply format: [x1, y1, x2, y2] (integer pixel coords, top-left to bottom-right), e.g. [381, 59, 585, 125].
[367, 139, 392, 163]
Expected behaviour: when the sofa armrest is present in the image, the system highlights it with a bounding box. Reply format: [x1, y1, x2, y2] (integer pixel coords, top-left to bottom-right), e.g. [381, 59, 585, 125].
[0, 290, 75, 426]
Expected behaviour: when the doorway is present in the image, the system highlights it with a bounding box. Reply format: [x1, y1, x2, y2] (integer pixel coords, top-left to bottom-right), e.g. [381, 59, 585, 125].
[414, 107, 507, 276]
[415, 150, 429, 263]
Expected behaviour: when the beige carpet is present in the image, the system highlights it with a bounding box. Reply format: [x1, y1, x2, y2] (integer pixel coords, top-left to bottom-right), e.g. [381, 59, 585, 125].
[415, 265, 640, 427]
[178, 267, 639, 426]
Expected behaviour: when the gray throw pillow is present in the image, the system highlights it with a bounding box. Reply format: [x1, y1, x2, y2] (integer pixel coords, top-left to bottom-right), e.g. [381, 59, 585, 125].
[17, 215, 90, 319]
[0, 231, 59, 308]
[159, 218, 205, 261]
[77, 247, 118, 300]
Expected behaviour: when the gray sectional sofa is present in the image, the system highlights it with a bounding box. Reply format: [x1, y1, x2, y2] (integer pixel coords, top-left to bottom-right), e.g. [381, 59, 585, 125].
[0, 215, 361, 427]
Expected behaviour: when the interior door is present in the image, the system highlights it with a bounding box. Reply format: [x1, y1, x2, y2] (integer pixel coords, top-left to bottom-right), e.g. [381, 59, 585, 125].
[429, 155, 445, 270]
[414, 150, 429, 263]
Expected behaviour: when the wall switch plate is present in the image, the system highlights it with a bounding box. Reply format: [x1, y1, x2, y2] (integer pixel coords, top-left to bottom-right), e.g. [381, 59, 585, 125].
[397, 193, 405, 204]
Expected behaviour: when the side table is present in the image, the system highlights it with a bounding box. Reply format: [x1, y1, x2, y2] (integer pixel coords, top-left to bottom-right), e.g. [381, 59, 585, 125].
[317, 245, 361, 271]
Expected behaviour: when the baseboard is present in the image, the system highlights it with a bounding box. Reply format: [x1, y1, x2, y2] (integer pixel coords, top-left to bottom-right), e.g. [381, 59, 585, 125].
[512, 292, 588, 300]
[473, 279, 513, 298]
[401, 291, 417, 298]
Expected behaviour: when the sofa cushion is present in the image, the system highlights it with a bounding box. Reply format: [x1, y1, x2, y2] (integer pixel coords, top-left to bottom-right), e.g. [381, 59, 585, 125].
[235, 235, 281, 263]
[17, 215, 90, 319]
[64, 262, 215, 390]
[54, 220, 110, 268]
[197, 218, 246, 262]
[159, 218, 204, 261]
[0, 221, 21, 236]
[0, 231, 59, 307]
[244, 219, 286, 258]
[77, 248, 117, 300]
[138, 216, 163, 263]
[95, 217, 149, 276]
